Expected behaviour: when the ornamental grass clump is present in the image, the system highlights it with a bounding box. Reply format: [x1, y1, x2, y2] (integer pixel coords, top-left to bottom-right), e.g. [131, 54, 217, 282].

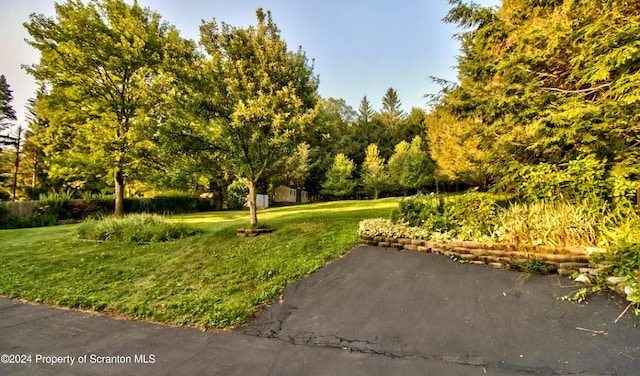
[77, 213, 202, 243]
[496, 201, 599, 247]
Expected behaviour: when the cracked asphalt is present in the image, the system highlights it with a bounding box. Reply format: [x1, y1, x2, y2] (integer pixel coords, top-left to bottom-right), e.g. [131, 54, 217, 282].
[2, 245, 639, 375]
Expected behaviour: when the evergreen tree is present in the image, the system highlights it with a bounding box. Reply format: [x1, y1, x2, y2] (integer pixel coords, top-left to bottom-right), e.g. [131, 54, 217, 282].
[21, 85, 50, 197]
[425, 107, 484, 187]
[441, 0, 640, 200]
[357, 95, 374, 124]
[0, 75, 16, 131]
[380, 87, 405, 128]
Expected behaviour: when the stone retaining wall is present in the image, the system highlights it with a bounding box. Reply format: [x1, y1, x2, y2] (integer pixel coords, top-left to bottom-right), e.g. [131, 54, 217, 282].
[360, 235, 603, 275]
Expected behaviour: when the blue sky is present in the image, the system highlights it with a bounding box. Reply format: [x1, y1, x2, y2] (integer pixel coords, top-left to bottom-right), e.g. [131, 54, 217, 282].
[0, 0, 501, 125]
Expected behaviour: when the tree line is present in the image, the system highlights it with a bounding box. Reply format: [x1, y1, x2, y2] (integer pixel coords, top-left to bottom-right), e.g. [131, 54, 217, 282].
[2, 0, 639, 224]
[0, 0, 445, 225]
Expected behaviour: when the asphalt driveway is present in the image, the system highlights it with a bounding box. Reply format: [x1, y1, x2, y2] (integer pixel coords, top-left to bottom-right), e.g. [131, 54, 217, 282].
[1, 246, 639, 375]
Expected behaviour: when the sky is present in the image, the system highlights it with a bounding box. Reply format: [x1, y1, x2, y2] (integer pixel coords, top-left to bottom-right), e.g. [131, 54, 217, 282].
[0, 0, 501, 127]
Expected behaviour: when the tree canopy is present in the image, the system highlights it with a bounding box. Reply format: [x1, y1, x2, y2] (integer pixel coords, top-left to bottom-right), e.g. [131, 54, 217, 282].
[17, 0, 639, 214]
[197, 8, 319, 226]
[24, 0, 195, 214]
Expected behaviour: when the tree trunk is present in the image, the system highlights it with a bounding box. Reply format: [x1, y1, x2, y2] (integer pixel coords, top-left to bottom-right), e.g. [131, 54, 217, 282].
[31, 152, 38, 189]
[12, 126, 22, 202]
[114, 169, 125, 216]
[247, 181, 258, 227]
[374, 188, 379, 200]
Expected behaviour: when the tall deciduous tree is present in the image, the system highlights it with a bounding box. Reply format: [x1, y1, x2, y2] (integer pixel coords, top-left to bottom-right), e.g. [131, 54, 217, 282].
[0, 75, 16, 131]
[361, 144, 386, 199]
[322, 153, 357, 198]
[199, 9, 318, 226]
[24, 0, 195, 215]
[387, 140, 410, 194]
[401, 136, 435, 193]
[425, 107, 484, 187]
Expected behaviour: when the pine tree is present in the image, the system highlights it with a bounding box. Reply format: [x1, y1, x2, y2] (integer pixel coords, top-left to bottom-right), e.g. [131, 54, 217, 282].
[0, 75, 16, 131]
[380, 87, 405, 128]
[357, 95, 374, 124]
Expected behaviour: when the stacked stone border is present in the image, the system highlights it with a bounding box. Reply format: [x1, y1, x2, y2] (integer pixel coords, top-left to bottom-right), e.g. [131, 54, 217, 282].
[359, 235, 605, 276]
[236, 228, 275, 237]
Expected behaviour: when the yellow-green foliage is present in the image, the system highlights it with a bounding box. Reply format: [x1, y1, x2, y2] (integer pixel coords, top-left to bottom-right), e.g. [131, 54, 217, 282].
[497, 201, 599, 247]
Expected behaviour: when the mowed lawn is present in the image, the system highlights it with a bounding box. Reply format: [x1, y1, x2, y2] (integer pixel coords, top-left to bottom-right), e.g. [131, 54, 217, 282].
[0, 198, 398, 329]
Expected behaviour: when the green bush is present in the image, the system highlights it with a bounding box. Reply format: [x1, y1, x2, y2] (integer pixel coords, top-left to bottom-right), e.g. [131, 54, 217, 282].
[505, 155, 624, 205]
[1, 192, 219, 230]
[77, 213, 202, 243]
[591, 242, 640, 312]
[227, 181, 248, 210]
[391, 195, 443, 227]
[444, 193, 499, 240]
[37, 198, 73, 221]
[1, 212, 57, 229]
[151, 194, 197, 214]
[391, 193, 499, 240]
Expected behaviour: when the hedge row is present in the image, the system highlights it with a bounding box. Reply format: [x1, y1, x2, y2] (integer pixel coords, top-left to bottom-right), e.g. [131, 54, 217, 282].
[0, 196, 219, 229]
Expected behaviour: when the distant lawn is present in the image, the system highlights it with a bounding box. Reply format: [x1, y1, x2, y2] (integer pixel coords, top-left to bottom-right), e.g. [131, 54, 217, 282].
[0, 198, 398, 329]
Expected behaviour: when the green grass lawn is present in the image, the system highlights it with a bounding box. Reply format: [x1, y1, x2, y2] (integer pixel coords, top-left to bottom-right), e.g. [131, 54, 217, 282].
[0, 198, 398, 329]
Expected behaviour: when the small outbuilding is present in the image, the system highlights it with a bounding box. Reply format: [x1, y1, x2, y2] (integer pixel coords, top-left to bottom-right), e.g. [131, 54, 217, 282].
[273, 185, 309, 204]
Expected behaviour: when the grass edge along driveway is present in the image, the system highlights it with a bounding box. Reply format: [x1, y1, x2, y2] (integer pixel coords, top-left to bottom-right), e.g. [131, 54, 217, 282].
[0, 198, 398, 329]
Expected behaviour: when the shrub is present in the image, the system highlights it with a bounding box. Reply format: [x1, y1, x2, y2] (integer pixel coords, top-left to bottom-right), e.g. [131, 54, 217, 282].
[444, 193, 499, 240]
[391, 193, 499, 241]
[227, 181, 249, 210]
[77, 213, 202, 243]
[38, 198, 73, 221]
[504, 155, 617, 205]
[359, 218, 429, 239]
[391, 195, 442, 227]
[586, 242, 640, 313]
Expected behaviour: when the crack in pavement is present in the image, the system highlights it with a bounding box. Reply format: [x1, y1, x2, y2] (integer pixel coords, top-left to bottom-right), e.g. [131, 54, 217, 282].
[242, 325, 613, 375]
[245, 326, 483, 364]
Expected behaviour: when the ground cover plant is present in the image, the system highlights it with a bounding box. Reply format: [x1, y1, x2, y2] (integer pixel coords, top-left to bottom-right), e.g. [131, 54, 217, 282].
[0, 198, 398, 328]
